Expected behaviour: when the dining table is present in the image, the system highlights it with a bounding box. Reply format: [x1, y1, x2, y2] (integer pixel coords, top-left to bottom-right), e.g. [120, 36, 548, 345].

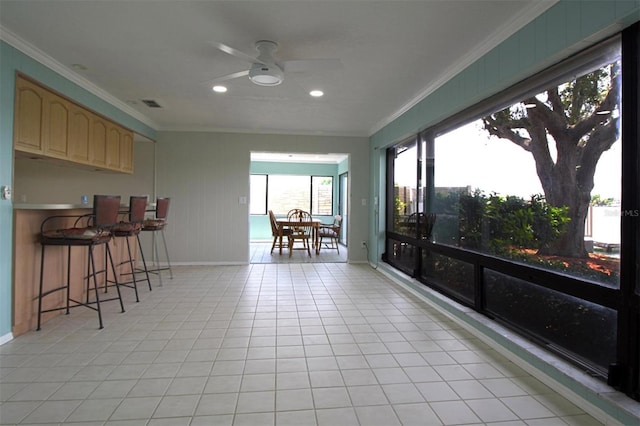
[276, 217, 322, 255]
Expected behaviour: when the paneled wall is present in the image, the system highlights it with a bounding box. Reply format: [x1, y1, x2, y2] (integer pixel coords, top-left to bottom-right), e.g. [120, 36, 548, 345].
[156, 131, 369, 264]
[14, 139, 155, 204]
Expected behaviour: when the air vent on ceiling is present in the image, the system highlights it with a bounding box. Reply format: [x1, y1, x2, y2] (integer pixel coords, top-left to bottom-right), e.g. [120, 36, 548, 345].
[141, 99, 162, 108]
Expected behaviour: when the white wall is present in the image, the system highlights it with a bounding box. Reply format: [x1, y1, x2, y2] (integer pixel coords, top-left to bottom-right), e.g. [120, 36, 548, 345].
[156, 131, 370, 264]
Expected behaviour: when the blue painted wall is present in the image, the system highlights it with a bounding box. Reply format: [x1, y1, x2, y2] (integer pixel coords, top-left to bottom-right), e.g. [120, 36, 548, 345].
[250, 161, 340, 240]
[0, 41, 157, 339]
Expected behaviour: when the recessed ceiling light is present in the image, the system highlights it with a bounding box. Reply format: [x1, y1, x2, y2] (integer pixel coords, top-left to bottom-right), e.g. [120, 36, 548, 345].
[71, 63, 88, 71]
[213, 85, 228, 93]
[309, 90, 324, 97]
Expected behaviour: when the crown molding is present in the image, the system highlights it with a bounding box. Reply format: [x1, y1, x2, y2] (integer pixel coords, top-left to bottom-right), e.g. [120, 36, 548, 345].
[0, 25, 158, 131]
[369, 0, 559, 137]
[159, 124, 367, 138]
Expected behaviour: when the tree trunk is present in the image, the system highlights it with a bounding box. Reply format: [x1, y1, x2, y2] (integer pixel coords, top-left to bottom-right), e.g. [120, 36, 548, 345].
[535, 139, 591, 258]
[539, 197, 589, 258]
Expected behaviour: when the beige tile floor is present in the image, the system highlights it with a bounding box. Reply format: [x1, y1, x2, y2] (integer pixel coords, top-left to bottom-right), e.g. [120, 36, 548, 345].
[0, 264, 602, 425]
[250, 242, 348, 264]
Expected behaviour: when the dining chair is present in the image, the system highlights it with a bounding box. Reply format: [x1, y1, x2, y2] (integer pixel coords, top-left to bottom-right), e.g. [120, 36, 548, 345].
[287, 208, 309, 220]
[287, 209, 313, 257]
[319, 214, 342, 253]
[269, 210, 292, 254]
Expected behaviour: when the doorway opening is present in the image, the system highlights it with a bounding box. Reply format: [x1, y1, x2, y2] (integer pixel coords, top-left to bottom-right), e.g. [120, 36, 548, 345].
[249, 151, 349, 263]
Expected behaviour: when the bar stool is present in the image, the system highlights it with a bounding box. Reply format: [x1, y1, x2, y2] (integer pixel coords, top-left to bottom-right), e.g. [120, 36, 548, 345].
[108, 196, 152, 302]
[141, 197, 172, 286]
[37, 195, 125, 330]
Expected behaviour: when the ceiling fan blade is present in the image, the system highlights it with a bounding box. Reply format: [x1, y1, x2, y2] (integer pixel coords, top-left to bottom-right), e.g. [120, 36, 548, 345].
[282, 59, 343, 73]
[211, 42, 260, 64]
[204, 70, 250, 85]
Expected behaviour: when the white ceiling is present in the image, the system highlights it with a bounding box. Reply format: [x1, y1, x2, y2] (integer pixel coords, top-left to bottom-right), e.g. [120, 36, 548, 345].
[251, 151, 348, 164]
[0, 0, 555, 138]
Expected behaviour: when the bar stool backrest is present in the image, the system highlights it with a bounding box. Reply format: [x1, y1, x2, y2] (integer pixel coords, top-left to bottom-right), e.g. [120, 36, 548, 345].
[156, 197, 170, 220]
[93, 195, 121, 229]
[129, 196, 148, 223]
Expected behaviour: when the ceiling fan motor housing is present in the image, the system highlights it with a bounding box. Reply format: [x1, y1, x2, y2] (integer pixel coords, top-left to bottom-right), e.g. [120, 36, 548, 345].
[249, 62, 284, 86]
[249, 40, 284, 86]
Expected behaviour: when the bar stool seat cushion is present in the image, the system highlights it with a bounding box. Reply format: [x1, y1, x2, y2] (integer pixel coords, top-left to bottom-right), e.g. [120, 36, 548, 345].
[112, 222, 142, 236]
[41, 227, 111, 245]
[143, 219, 166, 230]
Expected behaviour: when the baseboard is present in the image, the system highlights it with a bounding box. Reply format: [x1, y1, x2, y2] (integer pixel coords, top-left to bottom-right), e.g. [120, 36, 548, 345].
[149, 261, 250, 266]
[375, 264, 640, 426]
[0, 332, 14, 346]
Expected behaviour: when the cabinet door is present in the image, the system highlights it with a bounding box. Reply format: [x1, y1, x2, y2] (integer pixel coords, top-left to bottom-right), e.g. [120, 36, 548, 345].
[14, 77, 45, 153]
[89, 115, 107, 167]
[120, 130, 134, 173]
[42, 93, 70, 158]
[106, 124, 121, 170]
[68, 104, 91, 164]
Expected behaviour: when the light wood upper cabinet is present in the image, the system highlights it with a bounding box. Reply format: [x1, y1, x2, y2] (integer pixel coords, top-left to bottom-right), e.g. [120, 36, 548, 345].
[43, 93, 70, 158]
[89, 113, 108, 168]
[120, 131, 134, 173]
[106, 124, 121, 170]
[14, 78, 45, 154]
[68, 104, 91, 164]
[14, 74, 134, 173]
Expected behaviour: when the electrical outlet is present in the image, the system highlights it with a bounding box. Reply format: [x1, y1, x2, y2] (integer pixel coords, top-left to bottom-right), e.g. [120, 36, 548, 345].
[361, 241, 367, 248]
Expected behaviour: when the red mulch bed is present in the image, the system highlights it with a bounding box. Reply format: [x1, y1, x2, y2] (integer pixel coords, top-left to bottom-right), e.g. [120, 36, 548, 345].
[519, 249, 619, 277]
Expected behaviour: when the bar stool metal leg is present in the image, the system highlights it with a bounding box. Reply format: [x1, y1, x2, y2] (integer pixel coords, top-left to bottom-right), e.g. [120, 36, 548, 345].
[153, 233, 163, 287]
[105, 243, 125, 313]
[160, 228, 173, 279]
[37, 245, 46, 331]
[88, 245, 104, 329]
[136, 234, 152, 291]
[124, 237, 140, 302]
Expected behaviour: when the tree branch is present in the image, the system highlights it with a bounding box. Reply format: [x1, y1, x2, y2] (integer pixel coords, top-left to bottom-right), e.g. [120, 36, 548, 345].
[483, 116, 532, 152]
[571, 71, 621, 139]
[524, 95, 569, 143]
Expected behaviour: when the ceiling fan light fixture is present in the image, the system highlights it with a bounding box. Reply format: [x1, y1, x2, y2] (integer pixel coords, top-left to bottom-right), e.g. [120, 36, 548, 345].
[249, 62, 284, 86]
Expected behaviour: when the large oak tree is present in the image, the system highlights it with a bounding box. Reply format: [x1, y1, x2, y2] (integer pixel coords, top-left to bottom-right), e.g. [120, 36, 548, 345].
[482, 63, 620, 258]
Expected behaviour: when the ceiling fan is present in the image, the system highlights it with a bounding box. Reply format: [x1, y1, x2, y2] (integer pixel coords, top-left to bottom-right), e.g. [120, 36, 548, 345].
[208, 40, 341, 87]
